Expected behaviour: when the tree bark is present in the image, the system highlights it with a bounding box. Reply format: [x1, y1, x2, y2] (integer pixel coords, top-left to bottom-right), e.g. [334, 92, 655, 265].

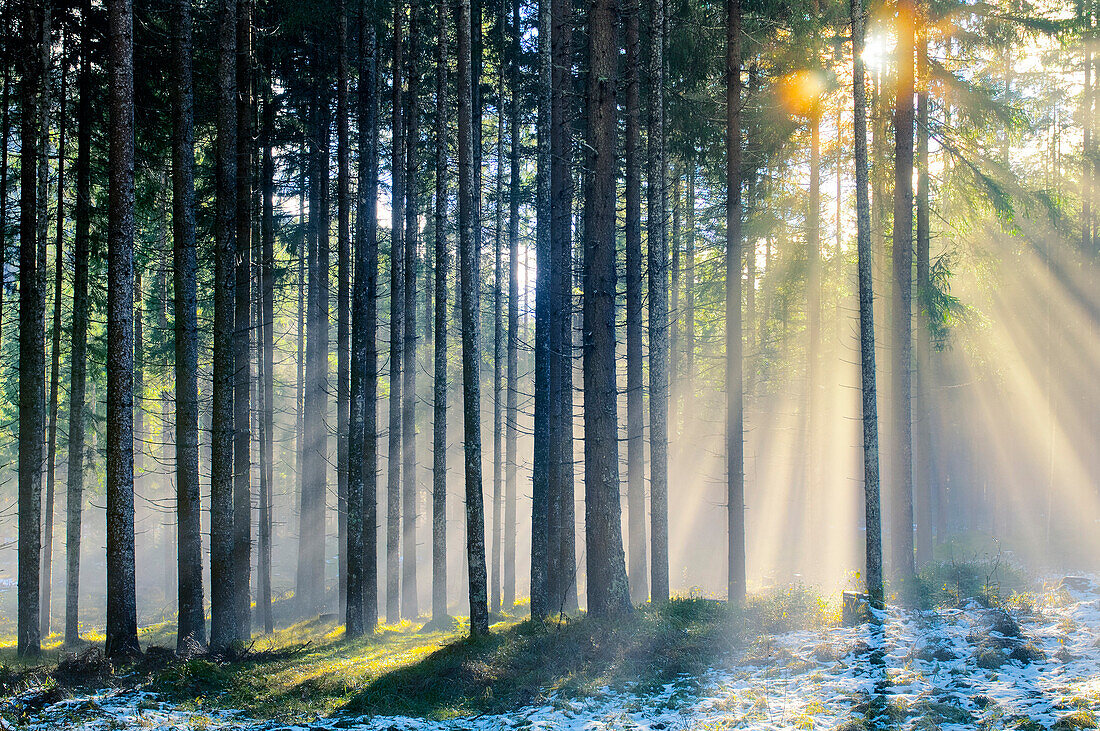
[850, 0, 883, 608]
[105, 0, 140, 658]
[583, 0, 632, 618]
[624, 0, 646, 605]
[456, 0, 490, 637]
[914, 37, 933, 568]
[210, 0, 238, 650]
[725, 0, 746, 604]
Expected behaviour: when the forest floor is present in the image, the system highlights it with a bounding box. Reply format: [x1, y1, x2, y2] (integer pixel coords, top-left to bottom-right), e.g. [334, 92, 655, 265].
[2, 570, 1100, 730]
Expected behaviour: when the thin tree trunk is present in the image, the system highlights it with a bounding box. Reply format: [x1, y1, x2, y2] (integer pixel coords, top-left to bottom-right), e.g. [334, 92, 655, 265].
[684, 167, 694, 408]
[65, 0, 95, 646]
[294, 150, 306, 605]
[530, 0, 552, 621]
[210, 0, 238, 650]
[503, 0, 520, 610]
[456, 0, 490, 637]
[402, 0, 420, 620]
[105, 0, 140, 658]
[624, 0, 646, 605]
[337, 0, 352, 621]
[725, 0, 746, 604]
[583, 0, 631, 618]
[17, 0, 46, 658]
[388, 0, 406, 624]
[42, 52, 66, 639]
[431, 0, 448, 622]
[491, 0, 506, 615]
[258, 40, 275, 635]
[0, 38, 9, 354]
[647, 0, 669, 604]
[850, 0, 883, 607]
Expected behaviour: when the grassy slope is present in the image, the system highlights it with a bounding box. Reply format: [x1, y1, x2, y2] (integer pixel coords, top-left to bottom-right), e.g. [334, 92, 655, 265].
[0, 588, 834, 722]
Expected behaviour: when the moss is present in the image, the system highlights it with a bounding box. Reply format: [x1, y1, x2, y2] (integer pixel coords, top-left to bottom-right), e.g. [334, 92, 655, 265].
[1054, 710, 1100, 730]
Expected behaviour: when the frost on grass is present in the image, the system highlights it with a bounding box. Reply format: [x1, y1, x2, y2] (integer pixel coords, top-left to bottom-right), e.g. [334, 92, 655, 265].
[9, 578, 1100, 730]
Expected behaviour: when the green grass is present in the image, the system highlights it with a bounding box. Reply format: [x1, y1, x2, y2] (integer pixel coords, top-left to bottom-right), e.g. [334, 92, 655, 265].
[0, 588, 835, 722]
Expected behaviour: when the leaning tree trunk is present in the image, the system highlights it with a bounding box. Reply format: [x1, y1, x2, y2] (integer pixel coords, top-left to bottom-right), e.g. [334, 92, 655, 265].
[623, 0, 645, 605]
[455, 0, 490, 637]
[17, 0, 46, 659]
[891, 0, 917, 596]
[582, 0, 632, 619]
[105, 0, 140, 659]
[402, 0, 420, 621]
[850, 0, 883, 608]
[388, 0, 406, 625]
[725, 0, 746, 604]
[210, 0, 238, 651]
[647, 0, 669, 604]
[232, 0, 252, 640]
[431, 0, 449, 624]
[65, 0, 95, 646]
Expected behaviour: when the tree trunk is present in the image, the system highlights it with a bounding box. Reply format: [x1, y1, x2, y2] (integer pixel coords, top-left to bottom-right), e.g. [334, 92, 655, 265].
[402, 0, 420, 620]
[530, 0, 552, 621]
[17, 0, 46, 658]
[503, 0, 520, 610]
[232, 0, 252, 639]
[849, 0, 883, 608]
[431, 0, 449, 623]
[914, 38, 933, 568]
[258, 40, 275, 636]
[891, 0, 917, 594]
[356, 12, 381, 630]
[210, 0, 238, 650]
[725, 0, 746, 604]
[65, 0, 95, 646]
[42, 52, 67, 639]
[491, 0, 505, 616]
[624, 0, 645, 605]
[336, 0, 351, 621]
[583, 0, 631, 618]
[455, 0, 490, 637]
[0, 36, 9, 355]
[647, 0, 669, 604]
[388, 0, 406, 625]
[105, 0, 140, 658]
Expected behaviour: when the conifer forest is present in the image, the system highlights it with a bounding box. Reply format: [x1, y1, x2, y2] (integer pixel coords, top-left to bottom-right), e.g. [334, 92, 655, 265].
[3, 0, 1100, 727]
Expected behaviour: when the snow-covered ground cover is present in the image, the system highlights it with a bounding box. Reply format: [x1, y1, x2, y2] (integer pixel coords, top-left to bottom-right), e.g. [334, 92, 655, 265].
[10, 579, 1100, 730]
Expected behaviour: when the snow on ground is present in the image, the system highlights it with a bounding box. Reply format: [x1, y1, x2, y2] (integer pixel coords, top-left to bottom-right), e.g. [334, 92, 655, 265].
[11, 580, 1100, 730]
